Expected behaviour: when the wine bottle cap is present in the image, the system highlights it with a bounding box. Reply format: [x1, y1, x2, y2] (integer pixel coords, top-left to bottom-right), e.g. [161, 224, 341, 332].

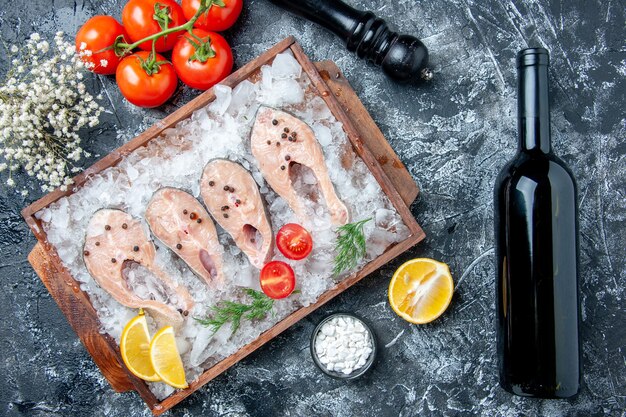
[517, 48, 550, 68]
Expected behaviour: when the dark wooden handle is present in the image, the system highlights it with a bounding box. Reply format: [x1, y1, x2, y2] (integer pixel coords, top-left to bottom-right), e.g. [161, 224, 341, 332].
[268, 0, 432, 82]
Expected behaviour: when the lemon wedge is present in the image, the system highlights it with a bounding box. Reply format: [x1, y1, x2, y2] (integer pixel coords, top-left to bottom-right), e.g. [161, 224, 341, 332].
[149, 326, 188, 389]
[120, 311, 161, 382]
[388, 258, 454, 324]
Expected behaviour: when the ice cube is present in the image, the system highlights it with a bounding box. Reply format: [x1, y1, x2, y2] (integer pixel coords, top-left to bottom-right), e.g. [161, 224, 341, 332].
[273, 79, 304, 105]
[209, 84, 232, 115]
[261, 65, 273, 90]
[126, 164, 139, 181]
[313, 124, 333, 147]
[271, 52, 302, 79]
[228, 80, 256, 117]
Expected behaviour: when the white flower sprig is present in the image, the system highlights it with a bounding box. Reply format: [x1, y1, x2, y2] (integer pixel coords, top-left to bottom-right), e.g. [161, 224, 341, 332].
[0, 32, 104, 194]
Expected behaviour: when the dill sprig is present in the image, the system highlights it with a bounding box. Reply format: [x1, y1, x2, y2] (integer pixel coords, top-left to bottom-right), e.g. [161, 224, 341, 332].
[333, 218, 372, 276]
[195, 288, 274, 335]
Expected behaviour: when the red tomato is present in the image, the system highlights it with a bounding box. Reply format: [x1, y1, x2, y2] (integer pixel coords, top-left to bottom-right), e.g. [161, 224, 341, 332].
[75, 16, 128, 75]
[122, 0, 186, 52]
[171, 29, 233, 90]
[182, 0, 243, 32]
[260, 261, 295, 299]
[116, 51, 178, 108]
[276, 224, 313, 260]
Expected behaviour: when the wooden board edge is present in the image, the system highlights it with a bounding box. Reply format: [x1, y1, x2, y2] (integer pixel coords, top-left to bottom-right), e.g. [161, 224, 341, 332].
[312, 61, 419, 206]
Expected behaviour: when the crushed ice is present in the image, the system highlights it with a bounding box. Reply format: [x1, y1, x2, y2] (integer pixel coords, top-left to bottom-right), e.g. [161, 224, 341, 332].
[35, 51, 411, 400]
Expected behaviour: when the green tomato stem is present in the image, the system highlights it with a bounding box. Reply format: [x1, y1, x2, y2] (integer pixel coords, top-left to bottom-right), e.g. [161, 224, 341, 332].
[116, 1, 214, 53]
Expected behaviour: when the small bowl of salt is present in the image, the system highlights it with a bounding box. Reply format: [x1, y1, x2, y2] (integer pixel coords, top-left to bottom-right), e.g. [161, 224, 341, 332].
[310, 313, 377, 380]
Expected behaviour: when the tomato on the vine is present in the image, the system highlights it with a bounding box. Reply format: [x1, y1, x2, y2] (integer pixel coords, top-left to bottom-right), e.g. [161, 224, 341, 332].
[182, 0, 243, 32]
[171, 29, 233, 90]
[75, 16, 128, 75]
[276, 224, 313, 261]
[122, 0, 187, 52]
[260, 261, 296, 299]
[116, 51, 178, 108]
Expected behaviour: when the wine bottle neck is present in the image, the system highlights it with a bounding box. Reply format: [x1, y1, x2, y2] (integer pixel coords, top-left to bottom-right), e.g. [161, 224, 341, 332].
[517, 49, 552, 154]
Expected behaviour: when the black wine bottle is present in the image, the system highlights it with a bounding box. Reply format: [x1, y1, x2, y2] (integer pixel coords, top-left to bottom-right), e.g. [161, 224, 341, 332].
[494, 48, 581, 398]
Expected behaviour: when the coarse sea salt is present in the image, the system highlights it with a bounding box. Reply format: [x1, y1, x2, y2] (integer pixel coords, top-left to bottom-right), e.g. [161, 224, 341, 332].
[314, 315, 374, 375]
[35, 51, 410, 399]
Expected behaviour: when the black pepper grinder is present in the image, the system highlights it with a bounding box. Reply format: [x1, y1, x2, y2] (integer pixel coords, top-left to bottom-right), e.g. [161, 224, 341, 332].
[267, 0, 432, 82]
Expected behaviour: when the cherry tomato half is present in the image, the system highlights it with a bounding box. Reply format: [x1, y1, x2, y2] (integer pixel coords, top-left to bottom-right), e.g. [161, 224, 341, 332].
[182, 0, 243, 32]
[75, 16, 128, 75]
[276, 224, 313, 260]
[122, 0, 187, 52]
[116, 51, 178, 108]
[171, 29, 233, 90]
[260, 261, 295, 299]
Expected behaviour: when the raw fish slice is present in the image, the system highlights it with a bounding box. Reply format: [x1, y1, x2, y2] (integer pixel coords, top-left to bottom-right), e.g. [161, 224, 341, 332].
[250, 106, 349, 225]
[146, 187, 224, 286]
[83, 209, 194, 328]
[200, 159, 273, 269]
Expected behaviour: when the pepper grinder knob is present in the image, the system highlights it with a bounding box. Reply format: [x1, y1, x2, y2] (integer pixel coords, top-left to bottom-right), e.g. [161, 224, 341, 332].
[268, 0, 432, 82]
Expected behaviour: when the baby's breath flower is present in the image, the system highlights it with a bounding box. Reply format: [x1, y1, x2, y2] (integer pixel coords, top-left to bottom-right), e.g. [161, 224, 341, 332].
[0, 32, 104, 195]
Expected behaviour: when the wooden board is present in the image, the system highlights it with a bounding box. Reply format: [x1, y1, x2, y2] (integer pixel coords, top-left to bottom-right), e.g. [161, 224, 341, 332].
[22, 37, 425, 415]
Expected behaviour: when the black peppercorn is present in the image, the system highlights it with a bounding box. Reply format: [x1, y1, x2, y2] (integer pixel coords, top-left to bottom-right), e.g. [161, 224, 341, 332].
[281, 133, 287, 139]
[122, 223, 128, 229]
[221, 205, 229, 210]
[111, 258, 117, 263]
[224, 213, 229, 218]
[95, 242, 100, 246]
[83, 250, 90, 256]
[284, 127, 289, 133]
[267, 140, 271, 145]
[285, 155, 291, 161]
[105, 225, 111, 231]
[133, 246, 139, 252]
[183, 209, 188, 215]
[272, 119, 278, 125]
[235, 199, 241, 204]
[197, 219, 202, 223]
[281, 165, 286, 170]
[208, 181, 215, 186]
[223, 185, 229, 191]
[276, 142, 281, 146]
[176, 243, 182, 249]
[190, 212, 197, 220]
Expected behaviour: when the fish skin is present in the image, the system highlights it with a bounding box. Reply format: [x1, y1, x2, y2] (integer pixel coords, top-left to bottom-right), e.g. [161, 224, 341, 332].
[83, 209, 194, 328]
[146, 187, 224, 287]
[250, 106, 349, 226]
[200, 159, 273, 269]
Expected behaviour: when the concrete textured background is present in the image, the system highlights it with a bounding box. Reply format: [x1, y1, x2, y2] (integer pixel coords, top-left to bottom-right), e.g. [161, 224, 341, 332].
[0, 0, 624, 416]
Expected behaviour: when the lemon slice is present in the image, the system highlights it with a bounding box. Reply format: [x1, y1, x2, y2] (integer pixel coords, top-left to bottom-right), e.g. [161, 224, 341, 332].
[120, 311, 161, 382]
[388, 258, 454, 324]
[149, 326, 188, 389]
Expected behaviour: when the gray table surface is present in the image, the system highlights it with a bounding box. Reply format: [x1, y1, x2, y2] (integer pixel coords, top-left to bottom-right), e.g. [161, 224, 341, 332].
[1, 0, 624, 416]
